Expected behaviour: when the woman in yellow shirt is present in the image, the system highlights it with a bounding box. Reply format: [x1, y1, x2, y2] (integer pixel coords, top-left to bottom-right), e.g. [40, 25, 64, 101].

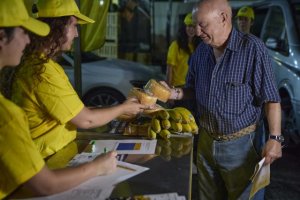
[3, 0, 147, 158]
[166, 13, 201, 87]
[0, 0, 117, 199]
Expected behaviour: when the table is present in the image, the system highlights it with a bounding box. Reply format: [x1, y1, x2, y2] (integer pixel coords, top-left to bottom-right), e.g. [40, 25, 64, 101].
[15, 131, 194, 199]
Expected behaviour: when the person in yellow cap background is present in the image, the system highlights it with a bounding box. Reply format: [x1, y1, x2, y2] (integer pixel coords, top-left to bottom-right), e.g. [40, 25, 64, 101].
[0, 0, 118, 199]
[166, 13, 201, 88]
[236, 6, 255, 34]
[1, 0, 147, 159]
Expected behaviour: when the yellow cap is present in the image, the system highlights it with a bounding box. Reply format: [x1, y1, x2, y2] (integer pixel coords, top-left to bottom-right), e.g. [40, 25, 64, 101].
[37, 0, 95, 24]
[0, 0, 49, 36]
[184, 13, 194, 26]
[236, 6, 255, 20]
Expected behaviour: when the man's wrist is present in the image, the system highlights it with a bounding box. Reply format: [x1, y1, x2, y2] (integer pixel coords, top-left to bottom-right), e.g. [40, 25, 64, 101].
[171, 87, 181, 100]
[269, 134, 284, 143]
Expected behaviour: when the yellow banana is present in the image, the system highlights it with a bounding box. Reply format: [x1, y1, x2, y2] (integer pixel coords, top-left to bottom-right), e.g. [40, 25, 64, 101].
[158, 129, 171, 140]
[182, 123, 192, 133]
[189, 121, 199, 134]
[156, 109, 170, 120]
[167, 109, 182, 123]
[170, 120, 183, 132]
[151, 118, 161, 133]
[161, 119, 171, 129]
[148, 127, 157, 139]
[174, 107, 196, 123]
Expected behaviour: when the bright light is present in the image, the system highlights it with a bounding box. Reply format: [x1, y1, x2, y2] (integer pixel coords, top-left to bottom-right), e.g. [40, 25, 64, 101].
[99, 0, 104, 6]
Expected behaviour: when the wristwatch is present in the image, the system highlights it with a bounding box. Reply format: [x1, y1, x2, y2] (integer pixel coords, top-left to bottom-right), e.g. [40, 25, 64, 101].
[269, 135, 285, 143]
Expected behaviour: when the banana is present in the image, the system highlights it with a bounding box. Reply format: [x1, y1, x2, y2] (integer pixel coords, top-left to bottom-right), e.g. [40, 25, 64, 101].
[156, 109, 170, 120]
[167, 109, 182, 123]
[189, 121, 199, 134]
[182, 123, 192, 133]
[148, 127, 157, 139]
[174, 107, 196, 123]
[170, 120, 183, 132]
[158, 129, 171, 140]
[151, 118, 161, 133]
[161, 119, 171, 129]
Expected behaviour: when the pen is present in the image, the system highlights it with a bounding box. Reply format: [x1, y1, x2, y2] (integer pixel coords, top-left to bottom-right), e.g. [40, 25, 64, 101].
[117, 165, 136, 171]
[104, 147, 107, 153]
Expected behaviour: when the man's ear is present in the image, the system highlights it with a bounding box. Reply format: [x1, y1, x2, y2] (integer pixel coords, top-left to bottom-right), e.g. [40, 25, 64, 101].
[219, 11, 228, 25]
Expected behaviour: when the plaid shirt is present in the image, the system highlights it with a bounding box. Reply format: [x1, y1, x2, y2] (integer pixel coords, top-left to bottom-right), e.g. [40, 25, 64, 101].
[186, 28, 280, 135]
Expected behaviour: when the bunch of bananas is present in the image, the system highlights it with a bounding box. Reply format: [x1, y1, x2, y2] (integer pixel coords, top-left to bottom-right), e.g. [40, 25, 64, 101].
[123, 107, 198, 140]
[148, 107, 199, 140]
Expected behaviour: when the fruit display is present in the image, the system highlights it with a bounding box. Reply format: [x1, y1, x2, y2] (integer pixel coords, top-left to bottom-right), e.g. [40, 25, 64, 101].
[122, 107, 199, 140]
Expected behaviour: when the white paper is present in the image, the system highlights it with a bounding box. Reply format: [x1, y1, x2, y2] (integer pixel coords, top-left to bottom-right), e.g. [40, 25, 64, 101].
[249, 157, 270, 199]
[91, 139, 157, 154]
[19, 156, 149, 200]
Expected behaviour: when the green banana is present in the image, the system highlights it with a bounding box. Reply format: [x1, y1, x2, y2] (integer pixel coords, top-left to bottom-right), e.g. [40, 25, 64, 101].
[189, 121, 199, 134]
[156, 109, 170, 120]
[174, 107, 196, 123]
[170, 120, 183, 132]
[151, 118, 161, 133]
[148, 127, 157, 139]
[161, 119, 171, 129]
[167, 109, 182, 123]
[182, 123, 192, 133]
[158, 129, 171, 140]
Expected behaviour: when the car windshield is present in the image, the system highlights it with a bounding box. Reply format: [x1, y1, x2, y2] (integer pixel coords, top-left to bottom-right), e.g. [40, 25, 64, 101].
[292, 2, 300, 39]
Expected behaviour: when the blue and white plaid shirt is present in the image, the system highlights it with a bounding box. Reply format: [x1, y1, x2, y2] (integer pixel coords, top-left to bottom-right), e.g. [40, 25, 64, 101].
[186, 28, 280, 135]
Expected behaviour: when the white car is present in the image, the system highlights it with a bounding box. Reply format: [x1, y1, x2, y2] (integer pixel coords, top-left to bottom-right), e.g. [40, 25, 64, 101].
[60, 52, 165, 107]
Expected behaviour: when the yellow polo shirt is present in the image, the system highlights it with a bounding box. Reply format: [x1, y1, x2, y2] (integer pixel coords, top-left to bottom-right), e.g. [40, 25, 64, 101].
[12, 58, 84, 158]
[167, 41, 194, 87]
[0, 93, 45, 199]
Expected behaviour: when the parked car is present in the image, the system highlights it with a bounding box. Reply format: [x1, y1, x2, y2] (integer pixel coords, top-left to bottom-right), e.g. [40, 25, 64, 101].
[59, 52, 165, 107]
[247, 0, 300, 143]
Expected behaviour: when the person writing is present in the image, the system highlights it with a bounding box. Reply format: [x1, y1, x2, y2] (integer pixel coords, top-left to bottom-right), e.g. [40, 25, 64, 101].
[236, 6, 255, 34]
[164, 0, 282, 199]
[0, 0, 117, 199]
[1, 0, 147, 159]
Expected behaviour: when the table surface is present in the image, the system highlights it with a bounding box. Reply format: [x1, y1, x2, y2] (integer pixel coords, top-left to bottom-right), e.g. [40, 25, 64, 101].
[16, 131, 194, 199]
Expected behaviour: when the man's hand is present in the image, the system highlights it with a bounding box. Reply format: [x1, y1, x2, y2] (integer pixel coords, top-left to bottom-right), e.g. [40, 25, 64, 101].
[262, 139, 282, 165]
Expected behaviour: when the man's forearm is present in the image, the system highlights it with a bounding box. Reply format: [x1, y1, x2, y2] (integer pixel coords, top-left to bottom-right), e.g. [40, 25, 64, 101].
[264, 102, 281, 135]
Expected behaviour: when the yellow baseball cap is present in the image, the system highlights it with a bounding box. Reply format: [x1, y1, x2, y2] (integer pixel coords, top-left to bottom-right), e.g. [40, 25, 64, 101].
[236, 6, 255, 20]
[0, 0, 49, 36]
[36, 0, 95, 24]
[184, 13, 194, 26]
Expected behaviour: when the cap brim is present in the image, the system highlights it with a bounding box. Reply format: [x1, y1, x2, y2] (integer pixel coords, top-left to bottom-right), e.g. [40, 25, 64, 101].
[74, 13, 95, 24]
[22, 17, 50, 36]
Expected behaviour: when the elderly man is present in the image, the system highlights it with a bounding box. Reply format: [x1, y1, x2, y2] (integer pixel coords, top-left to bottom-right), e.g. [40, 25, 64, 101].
[166, 0, 282, 199]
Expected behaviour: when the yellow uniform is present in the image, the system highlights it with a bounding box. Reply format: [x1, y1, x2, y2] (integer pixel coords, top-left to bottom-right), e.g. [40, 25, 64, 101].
[0, 93, 45, 199]
[167, 41, 194, 87]
[12, 59, 84, 158]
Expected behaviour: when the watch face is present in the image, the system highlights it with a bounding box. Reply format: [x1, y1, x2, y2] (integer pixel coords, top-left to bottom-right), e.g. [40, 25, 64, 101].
[270, 135, 284, 143]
